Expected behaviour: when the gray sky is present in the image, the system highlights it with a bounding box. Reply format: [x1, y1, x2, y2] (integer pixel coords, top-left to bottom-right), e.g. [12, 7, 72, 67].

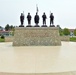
[0, 0, 76, 28]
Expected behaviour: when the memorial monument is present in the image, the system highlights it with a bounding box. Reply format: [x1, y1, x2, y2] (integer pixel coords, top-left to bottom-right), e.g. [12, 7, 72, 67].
[1, 6, 76, 75]
[13, 12, 61, 46]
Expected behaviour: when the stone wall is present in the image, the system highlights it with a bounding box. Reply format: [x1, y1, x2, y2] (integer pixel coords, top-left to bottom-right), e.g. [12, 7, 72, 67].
[13, 27, 61, 46]
[5, 36, 13, 42]
[4, 36, 70, 42]
[60, 36, 70, 41]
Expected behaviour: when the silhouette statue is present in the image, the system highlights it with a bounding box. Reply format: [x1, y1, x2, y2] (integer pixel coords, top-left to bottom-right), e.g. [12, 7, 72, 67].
[27, 13, 32, 25]
[19, 13, 24, 27]
[42, 12, 47, 25]
[34, 12, 40, 27]
[50, 13, 54, 26]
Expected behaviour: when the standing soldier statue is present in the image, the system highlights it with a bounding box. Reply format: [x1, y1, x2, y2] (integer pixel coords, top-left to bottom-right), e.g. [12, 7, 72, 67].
[34, 12, 40, 27]
[19, 12, 25, 27]
[42, 12, 47, 27]
[50, 13, 54, 27]
[26, 13, 32, 27]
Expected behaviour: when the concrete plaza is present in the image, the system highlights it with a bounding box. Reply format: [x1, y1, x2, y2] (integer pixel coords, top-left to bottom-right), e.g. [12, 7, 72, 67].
[0, 42, 76, 75]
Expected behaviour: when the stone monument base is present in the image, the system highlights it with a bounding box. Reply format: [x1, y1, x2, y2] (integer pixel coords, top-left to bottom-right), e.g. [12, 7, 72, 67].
[13, 27, 61, 46]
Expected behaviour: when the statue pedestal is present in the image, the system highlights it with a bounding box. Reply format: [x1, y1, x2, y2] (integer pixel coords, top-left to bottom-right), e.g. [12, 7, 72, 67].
[13, 27, 61, 46]
[19, 25, 24, 27]
[41, 25, 47, 27]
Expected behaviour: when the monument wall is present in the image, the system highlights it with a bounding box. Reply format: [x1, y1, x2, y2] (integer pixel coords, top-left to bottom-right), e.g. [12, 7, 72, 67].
[13, 27, 61, 46]
[60, 36, 70, 41]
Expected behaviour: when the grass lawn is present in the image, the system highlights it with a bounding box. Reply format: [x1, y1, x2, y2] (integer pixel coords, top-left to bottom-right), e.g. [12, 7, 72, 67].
[70, 37, 76, 42]
[0, 38, 5, 42]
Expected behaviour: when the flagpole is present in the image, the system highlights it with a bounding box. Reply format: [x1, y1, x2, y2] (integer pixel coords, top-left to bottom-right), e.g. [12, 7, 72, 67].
[50, 11, 51, 14]
[36, 4, 38, 13]
[36, 4, 37, 13]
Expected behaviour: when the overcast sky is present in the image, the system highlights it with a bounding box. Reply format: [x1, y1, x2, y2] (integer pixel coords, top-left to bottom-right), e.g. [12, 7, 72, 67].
[0, 0, 76, 28]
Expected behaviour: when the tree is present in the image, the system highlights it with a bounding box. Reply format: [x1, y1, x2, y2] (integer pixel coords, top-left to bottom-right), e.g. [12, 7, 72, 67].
[56, 25, 63, 36]
[59, 29, 63, 36]
[5, 24, 10, 31]
[56, 25, 61, 29]
[9, 25, 14, 30]
[5, 24, 15, 36]
[63, 28, 70, 35]
[10, 25, 15, 36]
[0, 26, 3, 31]
[0, 26, 2, 28]
[1, 35, 5, 39]
[74, 29, 76, 36]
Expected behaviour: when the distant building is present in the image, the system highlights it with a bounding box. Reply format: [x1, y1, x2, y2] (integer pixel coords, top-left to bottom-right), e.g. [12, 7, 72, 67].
[0, 31, 13, 36]
[62, 28, 75, 36]
[69, 29, 74, 32]
[69, 29, 74, 36]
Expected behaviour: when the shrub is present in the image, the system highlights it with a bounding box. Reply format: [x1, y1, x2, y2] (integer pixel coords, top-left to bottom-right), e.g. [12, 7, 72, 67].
[63, 28, 70, 35]
[74, 29, 76, 36]
[1, 35, 5, 39]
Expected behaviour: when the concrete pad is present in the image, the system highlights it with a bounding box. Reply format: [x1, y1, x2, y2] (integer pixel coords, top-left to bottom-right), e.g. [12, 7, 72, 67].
[0, 42, 76, 75]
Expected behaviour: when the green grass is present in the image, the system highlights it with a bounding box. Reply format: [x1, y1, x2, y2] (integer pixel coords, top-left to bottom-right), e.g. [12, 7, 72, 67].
[70, 37, 76, 42]
[0, 38, 5, 42]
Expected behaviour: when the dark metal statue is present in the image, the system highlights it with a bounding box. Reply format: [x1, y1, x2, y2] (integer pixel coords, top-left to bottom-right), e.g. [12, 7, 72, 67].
[50, 13, 54, 26]
[34, 12, 40, 27]
[19, 13, 24, 27]
[27, 13, 32, 25]
[42, 12, 47, 25]
[42, 12, 47, 27]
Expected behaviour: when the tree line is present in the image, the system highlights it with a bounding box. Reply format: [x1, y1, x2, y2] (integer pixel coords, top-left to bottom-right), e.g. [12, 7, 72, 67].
[57, 25, 76, 36]
[0, 24, 76, 36]
[0, 24, 15, 31]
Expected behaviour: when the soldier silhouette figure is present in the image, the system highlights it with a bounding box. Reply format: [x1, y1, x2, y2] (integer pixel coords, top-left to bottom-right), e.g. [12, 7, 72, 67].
[42, 12, 47, 25]
[34, 12, 40, 27]
[20, 13, 24, 27]
[50, 13, 54, 26]
[27, 13, 32, 25]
